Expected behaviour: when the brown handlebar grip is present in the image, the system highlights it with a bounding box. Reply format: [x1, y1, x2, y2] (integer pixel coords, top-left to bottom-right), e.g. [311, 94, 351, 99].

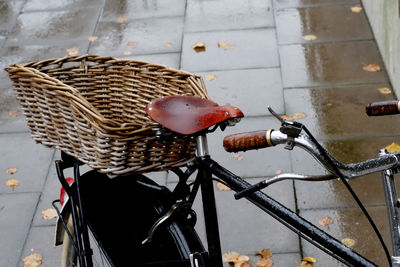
[366, 100, 400, 116]
[223, 130, 274, 153]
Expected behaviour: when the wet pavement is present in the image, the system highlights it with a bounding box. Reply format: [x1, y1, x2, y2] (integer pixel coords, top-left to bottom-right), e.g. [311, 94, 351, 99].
[0, 0, 399, 266]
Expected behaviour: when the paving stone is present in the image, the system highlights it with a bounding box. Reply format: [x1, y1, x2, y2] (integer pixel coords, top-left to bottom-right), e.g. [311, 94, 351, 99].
[0, 133, 54, 194]
[275, 5, 372, 45]
[185, 0, 274, 32]
[102, 0, 185, 21]
[280, 41, 388, 88]
[284, 84, 400, 139]
[18, 226, 61, 267]
[273, 0, 359, 8]
[0, 192, 40, 267]
[0, 1, 24, 34]
[207, 116, 290, 178]
[122, 52, 181, 69]
[198, 68, 284, 116]
[292, 136, 400, 209]
[300, 206, 389, 267]
[181, 29, 279, 72]
[7, 8, 100, 45]
[223, 252, 301, 267]
[89, 17, 184, 57]
[23, 0, 103, 12]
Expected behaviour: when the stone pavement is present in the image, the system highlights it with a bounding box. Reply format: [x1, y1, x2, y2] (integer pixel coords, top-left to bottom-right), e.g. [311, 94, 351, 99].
[1, 0, 400, 266]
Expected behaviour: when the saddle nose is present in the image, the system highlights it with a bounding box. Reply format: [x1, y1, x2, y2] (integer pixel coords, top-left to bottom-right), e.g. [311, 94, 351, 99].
[145, 96, 244, 135]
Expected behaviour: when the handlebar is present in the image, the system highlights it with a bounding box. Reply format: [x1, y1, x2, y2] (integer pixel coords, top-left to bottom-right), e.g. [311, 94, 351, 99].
[366, 100, 400, 116]
[223, 129, 275, 152]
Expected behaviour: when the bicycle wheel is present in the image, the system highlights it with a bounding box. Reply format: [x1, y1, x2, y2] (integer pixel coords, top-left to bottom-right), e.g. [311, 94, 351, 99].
[60, 170, 205, 267]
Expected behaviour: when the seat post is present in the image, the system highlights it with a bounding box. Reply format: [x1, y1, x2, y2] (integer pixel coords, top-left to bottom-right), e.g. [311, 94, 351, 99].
[196, 134, 209, 157]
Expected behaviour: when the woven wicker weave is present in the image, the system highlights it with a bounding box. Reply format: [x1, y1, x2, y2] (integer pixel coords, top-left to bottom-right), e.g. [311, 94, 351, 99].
[6, 55, 209, 177]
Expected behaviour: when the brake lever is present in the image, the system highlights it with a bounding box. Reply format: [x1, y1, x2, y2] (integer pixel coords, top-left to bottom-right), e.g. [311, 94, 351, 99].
[268, 106, 303, 138]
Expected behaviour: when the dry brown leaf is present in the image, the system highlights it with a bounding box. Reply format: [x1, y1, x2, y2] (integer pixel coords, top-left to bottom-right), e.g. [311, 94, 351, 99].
[66, 46, 79, 56]
[385, 142, 400, 153]
[293, 112, 307, 119]
[205, 74, 217, 81]
[282, 115, 294, 120]
[233, 153, 244, 161]
[341, 238, 355, 247]
[41, 208, 58, 220]
[363, 64, 381, 72]
[222, 251, 241, 263]
[217, 182, 231, 191]
[303, 34, 317, 41]
[234, 255, 251, 267]
[275, 170, 282, 175]
[5, 178, 19, 190]
[240, 261, 252, 267]
[164, 42, 172, 47]
[9, 110, 21, 118]
[88, 36, 98, 42]
[256, 257, 273, 267]
[378, 87, 392, 94]
[123, 50, 132, 56]
[127, 41, 137, 47]
[318, 216, 333, 226]
[350, 6, 363, 13]
[22, 253, 42, 267]
[218, 41, 234, 50]
[6, 167, 17, 175]
[192, 42, 206, 53]
[116, 16, 128, 23]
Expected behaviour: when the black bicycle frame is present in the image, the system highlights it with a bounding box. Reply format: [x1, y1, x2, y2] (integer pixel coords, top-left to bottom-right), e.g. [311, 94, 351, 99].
[196, 156, 377, 267]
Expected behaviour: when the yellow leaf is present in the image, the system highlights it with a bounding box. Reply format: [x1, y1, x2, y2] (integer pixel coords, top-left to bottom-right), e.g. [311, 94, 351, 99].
[218, 41, 235, 50]
[5, 178, 19, 190]
[257, 248, 272, 259]
[123, 50, 132, 56]
[41, 208, 58, 220]
[378, 87, 392, 94]
[282, 115, 294, 120]
[6, 167, 17, 175]
[342, 238, 355, 247]
[205, 74, 217, 81]
[350, 6, 363, 13]
[164, 42, 172, 47]
[217, 182, 231, 191]
[88, 36, 98, 42]
[363, 64, 381, 72]
[9, 110, 21, 118]
[385, 142, 400, 153]
[116, 16, 127, 23]
[22, 253, 42, 267]
[222, 251, 241, 263]
[192, 42, 206, 53]
[318, 216, 333, 226]
[127, 41, 137, 47]
[303, 34, 317, 41]
[66, 46, 79, 56]
[233, 153, 244, 161]
[293, 112, 307, 119]
[234, 255, 250, 267]
[303, 257, 317, 263]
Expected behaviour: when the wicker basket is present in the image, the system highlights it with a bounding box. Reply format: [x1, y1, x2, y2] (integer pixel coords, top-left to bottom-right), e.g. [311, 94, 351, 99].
[6, 55, 209, 177]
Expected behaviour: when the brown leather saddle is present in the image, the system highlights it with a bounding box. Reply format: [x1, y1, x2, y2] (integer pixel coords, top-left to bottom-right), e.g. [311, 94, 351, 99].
[145, 96, 244, 135]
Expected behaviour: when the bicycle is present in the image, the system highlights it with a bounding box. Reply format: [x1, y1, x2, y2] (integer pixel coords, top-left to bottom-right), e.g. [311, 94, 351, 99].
[6, 56, 400, 267]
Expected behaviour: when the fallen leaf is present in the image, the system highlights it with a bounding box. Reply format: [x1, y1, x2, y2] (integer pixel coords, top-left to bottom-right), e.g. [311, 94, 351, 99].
[350, 6, 363, 13]
[303, 257, 316, 263]
[192, 42, 206, 53]
[378, 87, 392, 94]
[318, 216, 333, 226]
[205, 74, 217, 81]
[233, 153, 244, 161]
[5, 178, 19, 190]
[282, 115, 294, 120]
[223, 251, 241, 263]
[116, 16, 127, 23]
[22, 253, 42, 267]
[385, 142, 400, 153]
[257, 249, 272, 259]
[293, 112, 307, 119]
[217, 182, 231, 191]
[41, 208, 58, 220]
[297, 257, 316, 267]
[127, 41, 137, 47]
[341, 238, 355, 247]
[9, 110, 21, 118]
[88, 36, 98, 42]
[164, 42, 172, 47]
[123, 50, 132, 56]
[363, 64, 381, 72]
[256, 257, 273, 267]
[235, 255, 251, 267]
[240, 261, 252, 267]
[303, 34, 317, 41]
[218, 41, 235, 50]
[66, 46, 79, 56]
[6, 167, 17, 175]
[275, 170, 282, 175]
